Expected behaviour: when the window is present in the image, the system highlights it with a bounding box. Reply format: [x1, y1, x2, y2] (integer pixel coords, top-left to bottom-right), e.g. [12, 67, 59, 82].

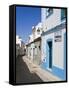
[39, 45, 41, 50]
[35, 46, 37, 48]
[35, 46, 37, 55]
[37, 28, 40, 34]
[46, 8, 53, 18]
[61, 9, 66, 20]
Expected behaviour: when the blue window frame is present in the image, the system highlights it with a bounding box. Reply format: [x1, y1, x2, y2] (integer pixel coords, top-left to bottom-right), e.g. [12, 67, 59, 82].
[61, 9, 66, 20]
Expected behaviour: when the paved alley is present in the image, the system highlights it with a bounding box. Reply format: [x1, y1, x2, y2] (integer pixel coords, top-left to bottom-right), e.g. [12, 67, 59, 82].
[16, 55, 61, 84]
[23, 56, 62, 82]
[16, 55, 43, 84]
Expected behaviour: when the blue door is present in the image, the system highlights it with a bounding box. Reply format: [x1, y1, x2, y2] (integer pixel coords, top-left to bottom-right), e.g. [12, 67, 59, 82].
[48, 41, 52, 69]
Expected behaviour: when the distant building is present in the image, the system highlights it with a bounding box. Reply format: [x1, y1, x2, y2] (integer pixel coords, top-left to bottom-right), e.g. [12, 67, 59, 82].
[26, 34, 34, 60]
[16, 35, 26, 56]
[26, 22, 42, 65]
[16, 35, 22, 47]
[32, 23, 42, 65]
[32, 22, 42, 40]
[41, 8, 66, 80]
[33, 37, 41, 65]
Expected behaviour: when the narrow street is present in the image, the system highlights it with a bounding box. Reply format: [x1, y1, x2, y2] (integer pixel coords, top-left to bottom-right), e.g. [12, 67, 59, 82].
[16, 55, 61, 84]
[16, 55, 43, 84]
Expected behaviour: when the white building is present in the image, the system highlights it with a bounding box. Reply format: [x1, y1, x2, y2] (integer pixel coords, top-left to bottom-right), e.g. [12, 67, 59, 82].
[41, 8, 66, 80]
[16, 35, 22, 56]
[32, 22, 42, 39]
[26, 22, 42, 64]
[16, 35, 22, 47]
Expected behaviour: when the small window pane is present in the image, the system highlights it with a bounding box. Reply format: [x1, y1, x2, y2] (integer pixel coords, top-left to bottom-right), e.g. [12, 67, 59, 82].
[46, 8, 53, 18]
[61, 9, 66, 20]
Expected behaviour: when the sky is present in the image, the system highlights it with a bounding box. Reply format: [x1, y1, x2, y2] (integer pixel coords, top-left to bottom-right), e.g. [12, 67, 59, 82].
[16, 6, 41, 44]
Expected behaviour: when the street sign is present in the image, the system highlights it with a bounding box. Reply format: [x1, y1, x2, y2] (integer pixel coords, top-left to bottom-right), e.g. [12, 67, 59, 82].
[54, 31, 62, 42]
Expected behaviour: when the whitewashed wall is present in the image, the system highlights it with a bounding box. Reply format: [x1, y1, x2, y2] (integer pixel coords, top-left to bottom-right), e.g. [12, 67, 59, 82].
[41, 36, 46, 62]
[32, 22, 42, 39]
[30, 43, 34, 60]
[41, 8, 65, 32]
[41, 28, 66, 69]
[28, 34, 33, 43]
[16, 35, 22, 47]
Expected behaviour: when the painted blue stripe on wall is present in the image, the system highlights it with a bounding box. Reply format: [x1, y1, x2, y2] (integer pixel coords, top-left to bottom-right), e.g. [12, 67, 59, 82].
[52, 66, 65, 80]
[64, 32, 66, 80]
[40, 61, 47, 69]
[41, 22, 66, 36]
[41, 63, 65, 80]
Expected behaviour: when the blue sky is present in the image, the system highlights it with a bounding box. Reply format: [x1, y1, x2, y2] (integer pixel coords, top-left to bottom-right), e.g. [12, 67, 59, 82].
[16, 6, 41, 43]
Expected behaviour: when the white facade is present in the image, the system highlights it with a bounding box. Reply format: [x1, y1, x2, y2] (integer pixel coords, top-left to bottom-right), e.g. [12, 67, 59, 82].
[28, 34, 33, 43]
[32, 22, 42, 40]
[30, 43, 34, 60]
[16, 35, 22, 47]
[41, 8, 66, 32]
[41, 29, 66, 69]
[41, 8, 66, 80]
[27, 22, 42, 61]
[28, 22, 42, 44]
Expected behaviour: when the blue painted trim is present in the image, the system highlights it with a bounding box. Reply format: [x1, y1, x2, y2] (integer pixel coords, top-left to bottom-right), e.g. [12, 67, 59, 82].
[61, 17, 66, 21]
[52, 66, 65, 80]
[41, 36, 66, 80]
[41, 64, 65, 80]
[46, 41, 49, 68]
[46, 39, 53, 69]
[61, 9, 66, 21]
[41, 22, 66, 36]
[41, 33, 66, 80]
[41, 38, 53, 69]
[64, 32, 66, 80]
[40, 61, 47, 69]
[47, 39, 52, 42]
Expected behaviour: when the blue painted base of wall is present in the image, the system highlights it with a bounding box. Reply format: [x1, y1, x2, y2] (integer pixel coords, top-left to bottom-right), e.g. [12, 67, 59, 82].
[52, 66, 66, 80]
[40, 62, 47, 70]
[40, 62, 66, 80]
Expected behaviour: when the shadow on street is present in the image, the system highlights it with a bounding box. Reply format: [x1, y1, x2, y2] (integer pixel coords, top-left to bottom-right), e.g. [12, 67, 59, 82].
[16, 55, 43, 84]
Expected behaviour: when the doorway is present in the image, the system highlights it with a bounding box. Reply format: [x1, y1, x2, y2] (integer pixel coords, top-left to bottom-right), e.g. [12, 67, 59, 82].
[48, 41, 52, 69]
